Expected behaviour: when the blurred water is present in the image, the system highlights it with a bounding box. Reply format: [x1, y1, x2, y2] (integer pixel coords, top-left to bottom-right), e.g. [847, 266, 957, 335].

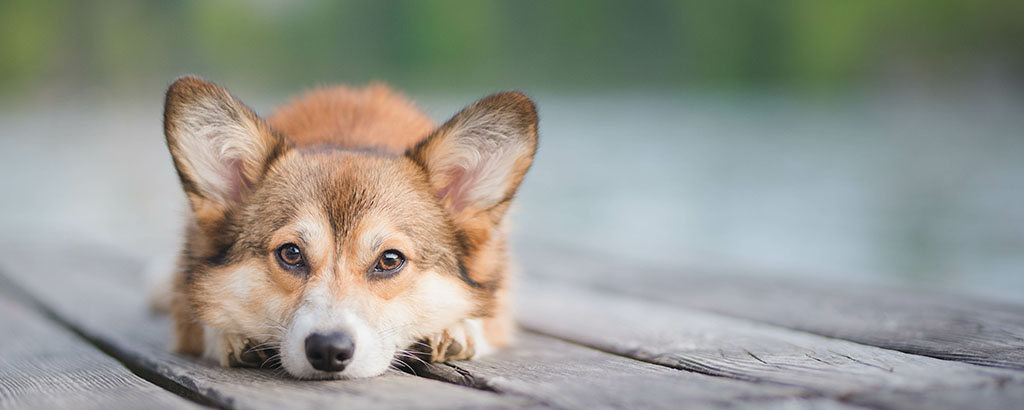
[1, 91, 1022, 302]
[514, 92, 1024, 303]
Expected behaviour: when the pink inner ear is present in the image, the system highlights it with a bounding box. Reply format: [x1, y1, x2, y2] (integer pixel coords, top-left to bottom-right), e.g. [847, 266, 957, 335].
[221, 157, 251, 204]
[436, 166, 479, 213]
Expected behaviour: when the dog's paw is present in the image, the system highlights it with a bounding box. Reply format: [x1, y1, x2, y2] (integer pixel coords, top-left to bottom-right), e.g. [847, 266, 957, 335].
[203, 327, 276, 368]
[419, 319, 495, 362]
[425, 323, 475, 362]
[233, 339, 278, 368]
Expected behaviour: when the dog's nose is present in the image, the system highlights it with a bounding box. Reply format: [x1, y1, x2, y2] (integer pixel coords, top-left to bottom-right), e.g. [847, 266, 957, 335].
[304, 331, 355, 372]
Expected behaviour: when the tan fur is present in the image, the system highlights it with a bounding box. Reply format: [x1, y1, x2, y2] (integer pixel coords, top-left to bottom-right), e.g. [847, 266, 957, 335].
[268, 84, 435, 153]
[162, 76, 536, 378]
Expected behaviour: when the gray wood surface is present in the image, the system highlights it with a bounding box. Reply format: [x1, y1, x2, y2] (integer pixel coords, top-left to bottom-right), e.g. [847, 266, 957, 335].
[0, 244, 524, 410]
[0, 289, 201, 410]
[5, 239, 1023, 409]
[408, 332, 859, 410]
[515, 278, 1024, 410]
[0, 242, 866, 409]
[516, 240, 1024, 371]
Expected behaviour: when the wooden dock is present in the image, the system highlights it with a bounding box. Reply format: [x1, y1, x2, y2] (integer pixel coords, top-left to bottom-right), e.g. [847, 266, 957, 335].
[1, 241, 1022, 409]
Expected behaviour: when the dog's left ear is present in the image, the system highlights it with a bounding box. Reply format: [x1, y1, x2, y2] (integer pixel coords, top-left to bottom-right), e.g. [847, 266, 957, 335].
[164, 76, 289, 233]
[408, 91, 538, 225]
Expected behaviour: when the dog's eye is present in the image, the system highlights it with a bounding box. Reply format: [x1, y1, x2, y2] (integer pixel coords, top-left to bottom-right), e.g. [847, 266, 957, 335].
[276, 243, 305, 269]
[371, 250, 405, 277]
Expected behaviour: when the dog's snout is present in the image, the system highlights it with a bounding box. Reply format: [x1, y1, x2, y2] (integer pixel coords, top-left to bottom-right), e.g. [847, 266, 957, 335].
[304, 331, 355, 372]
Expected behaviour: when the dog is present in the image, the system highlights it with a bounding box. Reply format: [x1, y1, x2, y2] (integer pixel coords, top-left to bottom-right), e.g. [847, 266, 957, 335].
[160, 76, 537, 379]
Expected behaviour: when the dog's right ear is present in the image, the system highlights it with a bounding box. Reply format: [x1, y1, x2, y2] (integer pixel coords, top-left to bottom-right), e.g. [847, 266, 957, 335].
[164, 76, 289, 231]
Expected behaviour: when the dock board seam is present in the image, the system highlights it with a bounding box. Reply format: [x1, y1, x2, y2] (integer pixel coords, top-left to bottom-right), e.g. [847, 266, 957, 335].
[0, 265, 545, 409]
[544, 274, 1024, 373]
[0, 269, 224, 409]
[510, 327, 871, 407]
[404, 361, 564, 409]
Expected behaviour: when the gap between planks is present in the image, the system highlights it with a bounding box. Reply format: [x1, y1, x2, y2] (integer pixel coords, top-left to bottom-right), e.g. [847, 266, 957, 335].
[6, 239, 1021, 410]
[0, 241, 867, 410]
[0, 245, 527, 410]
[512, 277, 1024, 410]
[514, 239, 1024, 372]
[0, 268, 223, 409]
[403, 330, 863, 410]
[0, 279, 205, 410]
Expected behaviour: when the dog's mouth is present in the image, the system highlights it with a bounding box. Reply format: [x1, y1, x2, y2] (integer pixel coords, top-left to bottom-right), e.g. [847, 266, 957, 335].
[233, 336, 438, 378]
[233, 339, 432, 376]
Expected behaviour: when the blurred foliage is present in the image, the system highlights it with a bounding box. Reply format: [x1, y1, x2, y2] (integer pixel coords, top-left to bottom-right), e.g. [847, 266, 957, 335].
[0, 0, 1022, 96]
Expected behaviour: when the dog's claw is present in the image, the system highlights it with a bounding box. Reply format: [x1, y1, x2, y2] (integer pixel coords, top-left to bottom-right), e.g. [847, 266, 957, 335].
[421, 320, 477, 362]
[446, 339, 463, 357]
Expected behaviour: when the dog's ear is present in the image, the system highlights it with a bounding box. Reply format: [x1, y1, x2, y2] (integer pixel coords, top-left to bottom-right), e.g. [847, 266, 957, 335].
[164, 76, 289, 231]
[408, 91, 538, 227]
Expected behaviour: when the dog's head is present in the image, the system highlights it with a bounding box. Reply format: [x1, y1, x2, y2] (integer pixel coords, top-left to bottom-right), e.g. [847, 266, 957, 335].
[163, 77, 536, 378]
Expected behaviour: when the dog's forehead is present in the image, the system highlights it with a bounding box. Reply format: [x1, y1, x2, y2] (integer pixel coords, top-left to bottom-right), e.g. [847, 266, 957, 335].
[262, 150, 435, 239]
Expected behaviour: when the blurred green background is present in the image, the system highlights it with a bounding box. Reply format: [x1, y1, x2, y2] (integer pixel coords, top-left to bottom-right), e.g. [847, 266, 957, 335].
[2, 0, 1022, 98]
[1, 0, 1023, 302]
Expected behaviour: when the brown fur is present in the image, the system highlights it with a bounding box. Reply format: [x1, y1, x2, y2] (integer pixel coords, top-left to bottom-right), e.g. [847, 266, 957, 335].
[268, 84, 435, 153]
[163, 76, 536, 376]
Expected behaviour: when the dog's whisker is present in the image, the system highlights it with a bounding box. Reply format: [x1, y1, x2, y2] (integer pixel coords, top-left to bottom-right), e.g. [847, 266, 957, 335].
[376, 323, 413, 338]
[246, 339, 282, 346]
[261, 353, 283, 369]
[394, 350, 430, 366]
[391, 357, 419, 375]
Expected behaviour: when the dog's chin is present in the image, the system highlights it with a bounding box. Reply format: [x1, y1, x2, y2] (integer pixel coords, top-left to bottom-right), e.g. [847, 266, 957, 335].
[279, 356, 394, 380]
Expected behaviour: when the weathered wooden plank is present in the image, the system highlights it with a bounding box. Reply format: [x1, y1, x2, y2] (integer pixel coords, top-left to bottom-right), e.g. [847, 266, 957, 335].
[516, 240, 1024, 371]
[0, 243, 525, 410]
[1, 242, 868, 410]
[515, 278, 1024, 410]
[15, 240, 1021, 410]
[0, 289, 202, 410]
[408, 332, 860, 410]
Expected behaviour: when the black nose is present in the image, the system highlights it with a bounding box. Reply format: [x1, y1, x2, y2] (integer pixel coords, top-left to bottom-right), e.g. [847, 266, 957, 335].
[304, 331, 355, 372]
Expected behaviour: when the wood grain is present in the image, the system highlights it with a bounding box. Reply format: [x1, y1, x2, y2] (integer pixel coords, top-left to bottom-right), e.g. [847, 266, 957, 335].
[0, 242, 868, 409]
[8, 238, 1022, 409]
[0, 243, 523, 410]
[0, 290, 200, 410]
[407, 332, 859, 410]
[516, 240, 1024, 371]
[515, 278, 1024, 410]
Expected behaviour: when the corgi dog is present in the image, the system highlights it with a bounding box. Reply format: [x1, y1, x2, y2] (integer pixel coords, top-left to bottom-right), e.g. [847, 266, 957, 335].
[161, 76, 537, 379]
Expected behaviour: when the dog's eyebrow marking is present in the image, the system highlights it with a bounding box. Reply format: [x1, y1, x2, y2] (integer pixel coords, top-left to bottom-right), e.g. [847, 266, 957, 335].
[359, 222, 407, 257]
[291, 207, 332, 260]
[373, 230, 397, 252]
